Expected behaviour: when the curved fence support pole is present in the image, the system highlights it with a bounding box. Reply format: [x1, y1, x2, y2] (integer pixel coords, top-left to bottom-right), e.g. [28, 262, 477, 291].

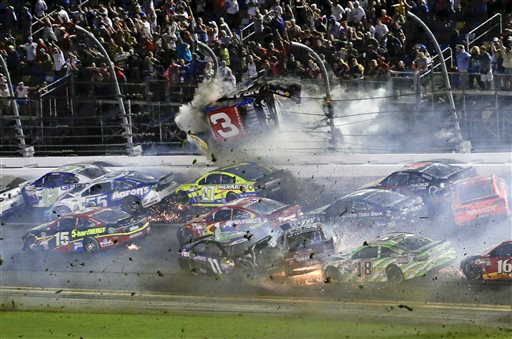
[0, 54, 31, 157]
[75, 25, 134, 155]
[197, 41, 219, 77]
[290, 42, 338, 150]
[407, 12, 465, 151]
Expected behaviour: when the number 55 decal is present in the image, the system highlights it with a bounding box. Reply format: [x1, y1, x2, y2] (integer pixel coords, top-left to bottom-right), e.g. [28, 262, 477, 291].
[85, 195, 108, 207]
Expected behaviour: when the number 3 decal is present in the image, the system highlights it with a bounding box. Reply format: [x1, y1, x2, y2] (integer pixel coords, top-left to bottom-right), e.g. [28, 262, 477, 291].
[209, 112, 240, 138]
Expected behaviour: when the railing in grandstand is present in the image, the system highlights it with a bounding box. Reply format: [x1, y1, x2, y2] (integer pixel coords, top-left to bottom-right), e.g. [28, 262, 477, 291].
[1, 76, 511, 156]
[31, 0, 91, 37]
[240, 10, 277, 45]
[465, 13, 502, 51]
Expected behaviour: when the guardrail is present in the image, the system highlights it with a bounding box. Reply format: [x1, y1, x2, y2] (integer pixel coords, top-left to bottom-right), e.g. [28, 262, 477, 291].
[465, 13, 502, 50]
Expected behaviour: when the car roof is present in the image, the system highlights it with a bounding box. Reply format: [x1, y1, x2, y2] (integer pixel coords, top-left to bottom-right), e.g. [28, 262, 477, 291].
[285, 223, 324, 237]
[55, 163, 99, 174]
[401, 161, 462, 178]
[341, 188, 404, 201]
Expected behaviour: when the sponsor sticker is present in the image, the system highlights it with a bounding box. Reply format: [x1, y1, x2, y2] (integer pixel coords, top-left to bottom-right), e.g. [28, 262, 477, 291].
[112, 187, 150, 200]
[71, 227, 106, 238]
[100, 238, 114, 247]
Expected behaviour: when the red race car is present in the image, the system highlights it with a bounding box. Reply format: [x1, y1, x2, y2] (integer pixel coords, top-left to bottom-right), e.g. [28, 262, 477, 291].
[22, 208, 150, 253]
[461, 241, 512, 281]
[178, 197, 303, 244]
[452, 175, 510, 226]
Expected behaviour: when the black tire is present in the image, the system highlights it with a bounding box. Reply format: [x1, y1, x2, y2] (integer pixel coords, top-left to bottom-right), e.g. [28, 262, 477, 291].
[176, 191, 189, 203]
[226, 192, 238, 202]
[83, 237, 100, 253]
[386, 265, 404, 284]
[462, 262, 482, 280]
[51, 206, 71, 219]
[324, 266, 342, 283]
[23, 234, 38, 252]
[177, 228, 194, 245]
[122, 197, 142, 214]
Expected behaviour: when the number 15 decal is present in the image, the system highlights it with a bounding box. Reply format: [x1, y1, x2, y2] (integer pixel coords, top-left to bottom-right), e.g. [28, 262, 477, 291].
[209, 112, 240, 139]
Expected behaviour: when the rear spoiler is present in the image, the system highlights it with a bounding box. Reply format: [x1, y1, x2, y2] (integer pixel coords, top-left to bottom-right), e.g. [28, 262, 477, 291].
[446, 166, 477, 181]
[157, 173, 177, 190]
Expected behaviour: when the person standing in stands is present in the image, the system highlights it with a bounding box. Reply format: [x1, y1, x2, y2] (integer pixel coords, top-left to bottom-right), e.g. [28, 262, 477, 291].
[455, 44, 471, 89]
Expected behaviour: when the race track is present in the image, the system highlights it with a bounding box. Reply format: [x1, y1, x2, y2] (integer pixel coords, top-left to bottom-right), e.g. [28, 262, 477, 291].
[1, 160, 511, 327]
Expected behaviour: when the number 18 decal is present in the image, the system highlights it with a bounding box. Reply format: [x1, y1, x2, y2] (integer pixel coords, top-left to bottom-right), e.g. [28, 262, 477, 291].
[497, 259, 512, 274]
[357, 261, 372, 276]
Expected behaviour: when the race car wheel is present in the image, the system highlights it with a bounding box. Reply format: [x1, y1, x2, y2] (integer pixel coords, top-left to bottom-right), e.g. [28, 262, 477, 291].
[226, 192, 238, 202]
[324, 266, 342, 283]
[83, 237, 100, 253]
[176, 191, 189, 203]
[177, 228, 194, 245]
[52, 206, 71, 219]
[23, 234, 38, 252]
[122, 197, 142, 214]
[386, 265, 404, 284]
[462, 262, 482, 280]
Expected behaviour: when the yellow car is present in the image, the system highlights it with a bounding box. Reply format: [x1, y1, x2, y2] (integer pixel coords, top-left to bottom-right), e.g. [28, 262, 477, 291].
[175, 163, 289, 206]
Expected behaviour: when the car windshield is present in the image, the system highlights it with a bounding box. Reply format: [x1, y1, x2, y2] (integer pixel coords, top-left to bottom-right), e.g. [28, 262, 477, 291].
[365, 190, 404, 206]
[287, 230, 325, 250]
[421, 163, 458, 178]
[397, 236, 432, 251]
[248, 199, 285, 214]
[79, 166, 110, 179]
[457, 179, 495, 203]
[93, 209, 129, 223]
[223, 164, 271, 180]
[126, 172, 156, 183]
[68, 184, 86, 195]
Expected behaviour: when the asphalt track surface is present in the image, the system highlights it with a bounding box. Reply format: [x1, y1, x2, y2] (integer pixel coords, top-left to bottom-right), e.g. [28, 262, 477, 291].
[1, 166, 511, 327]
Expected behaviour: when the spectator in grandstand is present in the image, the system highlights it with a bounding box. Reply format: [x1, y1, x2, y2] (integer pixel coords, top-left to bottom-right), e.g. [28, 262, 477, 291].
[203, 61, 215, 82]
[478, 46, 493, 90]
[15, 82, 30, 114]
[23, 37, 38, 66]
[455, 44, 471, 89]
[496, 36, 512, 90]
[0, 73, 9, 115]
[222, 68, 237, 91]
[34, 0, 49, 18]
[467, 46, 482, 89]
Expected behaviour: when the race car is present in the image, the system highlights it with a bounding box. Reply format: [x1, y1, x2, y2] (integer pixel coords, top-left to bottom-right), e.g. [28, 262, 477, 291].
[278, 222, 336, 276]
[178, 230, 275, 279]
[178, 196, 302, 244]
[49, 170, 176, 217]
[175, 162, 292, 206]
[21, 163, 111, 208]
[0, 175, 26, 218]
[179, 79, 301, 150]
[461, 241, 512, 281]
[22, 207, 150, 253]
[309, 189, 426, 230]
[323, 232, 456, 283]
[451, 175, 510, 226]
[370, 161, 477, 198]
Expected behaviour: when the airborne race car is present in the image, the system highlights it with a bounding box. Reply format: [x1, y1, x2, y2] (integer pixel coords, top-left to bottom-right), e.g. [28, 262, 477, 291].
[461, 241, 512, 281]
[186, 79, 301, 149]
[22, 208, 150, 253]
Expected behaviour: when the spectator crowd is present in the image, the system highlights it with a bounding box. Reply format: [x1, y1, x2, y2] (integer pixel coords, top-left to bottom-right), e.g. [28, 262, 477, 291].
[0, 0, 511, 104]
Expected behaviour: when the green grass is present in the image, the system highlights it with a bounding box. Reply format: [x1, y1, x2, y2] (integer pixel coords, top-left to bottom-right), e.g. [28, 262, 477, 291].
[1, 311, 510, 339]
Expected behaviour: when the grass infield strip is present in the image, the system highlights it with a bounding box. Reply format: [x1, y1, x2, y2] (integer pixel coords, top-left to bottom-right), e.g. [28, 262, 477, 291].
[1, 310, 510, 339]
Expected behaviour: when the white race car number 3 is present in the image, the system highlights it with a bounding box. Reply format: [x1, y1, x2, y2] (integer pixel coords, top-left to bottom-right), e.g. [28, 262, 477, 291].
[209, 112, 240, 138]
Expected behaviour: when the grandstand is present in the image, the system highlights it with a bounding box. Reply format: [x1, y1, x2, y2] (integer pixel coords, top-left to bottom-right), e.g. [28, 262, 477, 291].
[0, 0, 510, 156]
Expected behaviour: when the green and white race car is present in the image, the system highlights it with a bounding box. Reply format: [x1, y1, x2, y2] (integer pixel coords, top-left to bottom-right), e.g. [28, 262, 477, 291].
[323, 232, 455, 283]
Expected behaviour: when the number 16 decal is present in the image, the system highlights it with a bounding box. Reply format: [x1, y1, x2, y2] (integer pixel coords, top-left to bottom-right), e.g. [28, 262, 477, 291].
[497, 259, 512, 274]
